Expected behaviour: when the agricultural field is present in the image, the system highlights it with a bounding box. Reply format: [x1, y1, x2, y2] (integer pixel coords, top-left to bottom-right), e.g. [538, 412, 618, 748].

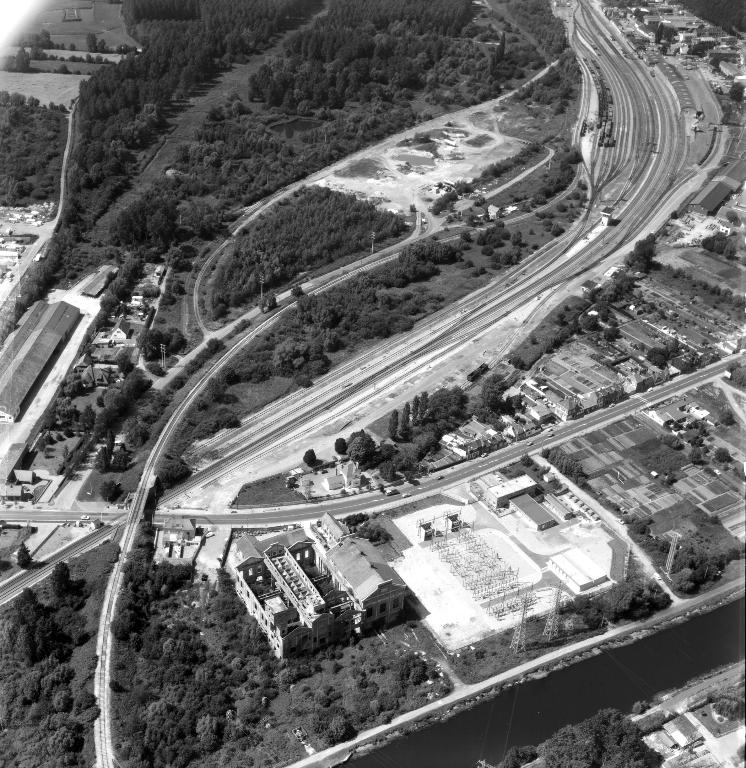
[0, 72, 87, 106]
[560, 409, 744, 533]
[552, 396, 744, 594]
[15, 0, 139, 51]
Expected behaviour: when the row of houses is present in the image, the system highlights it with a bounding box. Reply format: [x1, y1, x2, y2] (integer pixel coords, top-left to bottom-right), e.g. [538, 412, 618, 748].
[226, 516, 408, 658]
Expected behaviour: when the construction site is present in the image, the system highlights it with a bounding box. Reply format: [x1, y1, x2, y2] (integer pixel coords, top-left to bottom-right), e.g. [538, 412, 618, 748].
[390, 473, 626, 652]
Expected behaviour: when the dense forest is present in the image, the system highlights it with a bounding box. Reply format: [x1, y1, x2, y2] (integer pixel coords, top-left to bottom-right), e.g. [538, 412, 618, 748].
[209, 187, 406, 316]
[0, 94, 67, 206]
[111, 529, 448, 767]
[497, 708, 661, 768]
[0, 543, 120, 768]
[66, 0, 322, 235]
[17, 0, 568, 304]
[248, 0, 541, 112]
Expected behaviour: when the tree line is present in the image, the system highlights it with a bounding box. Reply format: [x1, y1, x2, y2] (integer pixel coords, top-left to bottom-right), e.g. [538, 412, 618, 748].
[498, 708, 661, 768]
[0, 545, 120, 768]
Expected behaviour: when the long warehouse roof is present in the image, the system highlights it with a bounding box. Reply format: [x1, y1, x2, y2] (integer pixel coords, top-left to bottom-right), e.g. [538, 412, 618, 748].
[0, 301, 81, 420]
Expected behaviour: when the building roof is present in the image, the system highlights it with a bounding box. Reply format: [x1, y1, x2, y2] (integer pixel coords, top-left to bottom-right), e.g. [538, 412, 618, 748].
[229, 528, 312, 570]
[690, 180, 733, 213]
[663, 715, 701, 746]
[320, 512, 349, 544]
[460, 418, 500, 440]
[487, 473, 537, 499]
[164, 517, 196, 535]
[0, 484, 23, 498]
[81, 265, 117, 297]
[112, 316, 132, 337]
[511, 494, 556, 527]
[325, 538, 405, 602]
[721, 159, 746, 187]
[551, 547, 607, 586]
[0, 301, 81, 420]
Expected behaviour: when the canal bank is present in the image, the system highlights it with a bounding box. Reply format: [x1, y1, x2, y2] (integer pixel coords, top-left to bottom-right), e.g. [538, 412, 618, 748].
[348, 594, 745, 768]
[285, 579, 744, 768]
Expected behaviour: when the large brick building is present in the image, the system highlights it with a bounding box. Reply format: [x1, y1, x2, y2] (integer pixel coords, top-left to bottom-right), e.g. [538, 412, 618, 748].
[227, 522, 407, 658]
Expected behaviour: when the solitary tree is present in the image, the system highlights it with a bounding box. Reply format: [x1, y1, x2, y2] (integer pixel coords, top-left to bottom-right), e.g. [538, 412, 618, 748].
[418, 391, 429, 423]
[16, 542, 32, 569]
[410, 396, 420, 426]
[100, 479, 119, 502]
[94, 446, 110, 473]
[303, 448, 317, 467]
[334, 437, 347, 455]
[388, 409, 399, 440]
[50, 562, 71, 598]
[714, 447, 732, 463]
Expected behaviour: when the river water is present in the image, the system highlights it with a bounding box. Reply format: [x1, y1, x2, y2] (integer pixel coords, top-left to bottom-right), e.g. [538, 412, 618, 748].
[350, 598, 745, 768]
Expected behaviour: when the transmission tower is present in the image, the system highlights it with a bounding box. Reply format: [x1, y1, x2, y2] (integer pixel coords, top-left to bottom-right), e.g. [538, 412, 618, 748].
[510, 592, 533, 654]
[543, 586, 563, 641]
[665, 531, 681, 576]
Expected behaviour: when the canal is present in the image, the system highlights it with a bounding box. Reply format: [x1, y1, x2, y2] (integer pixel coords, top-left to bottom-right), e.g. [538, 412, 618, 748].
[350, 597, 745, 768]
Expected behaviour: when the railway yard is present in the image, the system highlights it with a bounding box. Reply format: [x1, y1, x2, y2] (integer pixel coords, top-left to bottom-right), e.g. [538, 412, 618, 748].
[0, 0, 744, 766]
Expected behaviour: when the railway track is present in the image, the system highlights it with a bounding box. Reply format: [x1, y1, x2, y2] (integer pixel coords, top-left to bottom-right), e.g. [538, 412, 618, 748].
[0, 524, 120, 607]
[92, 4, 702, 762]
[162, 0, 686, 503]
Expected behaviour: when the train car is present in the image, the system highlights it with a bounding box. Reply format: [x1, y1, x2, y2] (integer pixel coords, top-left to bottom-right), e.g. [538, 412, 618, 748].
[467, 363, 489, 382]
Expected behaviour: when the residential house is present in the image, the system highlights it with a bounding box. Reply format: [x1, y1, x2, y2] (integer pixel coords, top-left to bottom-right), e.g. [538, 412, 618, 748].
[644, 398, 689, 428]
[162, 517, 197, 543]
[314, 512, 350, 548]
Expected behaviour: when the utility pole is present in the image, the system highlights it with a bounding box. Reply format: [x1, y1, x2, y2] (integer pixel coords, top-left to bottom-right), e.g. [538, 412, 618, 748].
[665, 531, 681, 576]
[159, 343, 166, 371]
[543, 585, 563, 641]
[370, 231, 376, 255]
[259, 273, 265, 307]
[510, 591, 532, 654]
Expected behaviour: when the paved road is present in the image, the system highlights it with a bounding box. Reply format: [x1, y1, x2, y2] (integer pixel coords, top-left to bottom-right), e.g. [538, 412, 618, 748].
[161, 357, 740, 525]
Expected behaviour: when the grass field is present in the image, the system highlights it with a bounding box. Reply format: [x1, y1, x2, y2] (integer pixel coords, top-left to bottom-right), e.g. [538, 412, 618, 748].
[233, 473, 304, 507]
[0, 71, 88, 105]
[0, 526, 33, 578]
[657, 246, 746, 288]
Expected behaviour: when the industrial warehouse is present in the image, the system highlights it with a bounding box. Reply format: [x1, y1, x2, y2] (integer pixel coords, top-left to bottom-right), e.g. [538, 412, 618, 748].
[0, 300, 81, 423]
